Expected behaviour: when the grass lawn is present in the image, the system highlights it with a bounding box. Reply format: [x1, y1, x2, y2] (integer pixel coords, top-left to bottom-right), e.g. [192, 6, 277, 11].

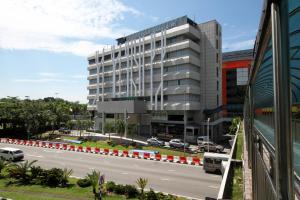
[60, 136, 202, 157]
[0, 178, 136, 200]
[233, 124, 243, 160]
[231, 166, 243, 200]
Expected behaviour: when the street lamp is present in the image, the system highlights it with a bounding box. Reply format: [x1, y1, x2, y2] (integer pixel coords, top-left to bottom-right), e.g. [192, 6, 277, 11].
[207, 117, 210, 152]
[183, 90, 187, 155]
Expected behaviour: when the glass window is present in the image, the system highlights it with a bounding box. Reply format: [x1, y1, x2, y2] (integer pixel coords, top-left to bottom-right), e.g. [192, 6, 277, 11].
[252, 37, 275, 146]
[289, 0, 300, 185]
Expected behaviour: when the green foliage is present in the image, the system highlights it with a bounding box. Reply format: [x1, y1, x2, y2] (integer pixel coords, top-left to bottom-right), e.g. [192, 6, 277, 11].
[0, 97, 89, 137]
[86, 170, 100, 199]
[106, 181, 116, 192]
[145, 189, 158, 200]
[136, 177, 148, 195]
[114, 184, 126, 195]
[61, 168, 73, 187]
[124, 184, 139, 198]
[0, 159, 9, 178]
[77, 178, 92, 188]
[104, 121, 115, 133]
[115, 119, 125, 136]
[229, 117, 241, 134]
[8, 160, 37, 184]
[30, 166, 44, 180]
[41, 168, 64, 187]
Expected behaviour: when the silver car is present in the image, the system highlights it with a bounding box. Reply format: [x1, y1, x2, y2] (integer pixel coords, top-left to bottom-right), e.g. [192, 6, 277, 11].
[169, 139, 189, 148]
[199, 142, 224, 153]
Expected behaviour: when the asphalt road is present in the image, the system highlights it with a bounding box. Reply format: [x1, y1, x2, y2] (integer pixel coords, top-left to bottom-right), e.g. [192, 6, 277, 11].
[0, 143, 221, 199]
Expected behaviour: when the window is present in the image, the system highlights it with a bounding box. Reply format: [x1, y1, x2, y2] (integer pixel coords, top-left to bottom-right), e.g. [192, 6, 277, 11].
[216, 39, 219, 49]
[216, 53, 219, 63]
[236, 68, 249, 85]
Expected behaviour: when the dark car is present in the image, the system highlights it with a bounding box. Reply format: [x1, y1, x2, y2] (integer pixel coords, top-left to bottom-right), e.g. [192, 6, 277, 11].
[169, 139, 189, 149]
[199, 142, 224, 153]
[146, 138, 164, 147]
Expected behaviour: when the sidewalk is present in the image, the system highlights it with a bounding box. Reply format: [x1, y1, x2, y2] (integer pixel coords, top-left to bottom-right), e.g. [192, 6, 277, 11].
[243, 123, 252, 200]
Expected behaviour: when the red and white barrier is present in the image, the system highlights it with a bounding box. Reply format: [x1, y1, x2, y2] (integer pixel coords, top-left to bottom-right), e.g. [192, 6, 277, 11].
[0, 138, 202, 167]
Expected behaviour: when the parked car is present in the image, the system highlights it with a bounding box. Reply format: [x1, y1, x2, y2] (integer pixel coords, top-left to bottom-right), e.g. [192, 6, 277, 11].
[197, 136, 210, 145]
[147, 138, 164, 147]
[0, 147, 24, 161]
[169, 139, 189, 148]
[199, 142, 224, 153]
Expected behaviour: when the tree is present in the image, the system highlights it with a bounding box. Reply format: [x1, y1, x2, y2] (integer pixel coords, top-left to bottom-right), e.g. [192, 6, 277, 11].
[86, 170, 101, 200]
[128, 124, 137, 142]
[115, 119, 125, 138]
[61, 168, 73, 187]
[104, 121, 114, 141]
[136, 177, 148, 196]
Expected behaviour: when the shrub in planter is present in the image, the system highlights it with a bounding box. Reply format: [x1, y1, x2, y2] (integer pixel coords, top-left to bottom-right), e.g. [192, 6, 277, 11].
[30, 166, 44, 179]
[124, 184, 138, 198]
[146, 189, 158, 200]
[114, 184, 126, 195]
[106, 181, 116, 193]
[43, 168, 63, 187]
[77, 178, 91, 188]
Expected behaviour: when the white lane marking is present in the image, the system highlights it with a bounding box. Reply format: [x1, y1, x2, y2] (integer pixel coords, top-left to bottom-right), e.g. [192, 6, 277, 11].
[167, 169, 176, 172]
[121, 172, 129, 175]
[70, 175, 82, 179]
[160, 178, 169, 181]
[26, 154, 43, 158]
[208, 185, 219, 189]
[43, 150, 62, 153]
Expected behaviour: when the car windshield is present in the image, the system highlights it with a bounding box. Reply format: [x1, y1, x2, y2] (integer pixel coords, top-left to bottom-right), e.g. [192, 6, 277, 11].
[13, 150, 23, 154]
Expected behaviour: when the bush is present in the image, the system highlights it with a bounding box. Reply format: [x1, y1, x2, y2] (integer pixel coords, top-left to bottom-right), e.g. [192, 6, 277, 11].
[106, 181, 116, 193]
[30, 166, 44, 180]
[114, 184, 126, 195]
[146, 189, 158, 200]
[124, 184, 138, 198]
[42, 168, 63, 187]
[77, 178, 91, 188]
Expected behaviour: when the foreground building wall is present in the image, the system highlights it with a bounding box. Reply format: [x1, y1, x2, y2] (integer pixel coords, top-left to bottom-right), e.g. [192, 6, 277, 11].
[87, 16, 221, 140]
[244, 0, 300, 199]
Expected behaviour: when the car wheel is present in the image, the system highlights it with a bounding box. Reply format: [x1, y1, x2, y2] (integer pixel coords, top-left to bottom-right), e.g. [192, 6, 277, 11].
[216, 149, 220, 153]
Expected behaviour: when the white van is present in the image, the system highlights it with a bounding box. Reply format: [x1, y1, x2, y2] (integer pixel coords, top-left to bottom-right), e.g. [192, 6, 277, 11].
[203, 152, 229, 173]
[0, 147, 24, 161]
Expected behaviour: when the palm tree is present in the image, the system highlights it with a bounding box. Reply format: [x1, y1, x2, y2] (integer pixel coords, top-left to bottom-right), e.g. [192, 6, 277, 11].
[0, 159, 9, 178]
[61, 168, 73, 187]
[115, 119, 125, 138]
[136, 177, 148, 195]
[86, 170, 100, 200]
[9, 160, 37, 184]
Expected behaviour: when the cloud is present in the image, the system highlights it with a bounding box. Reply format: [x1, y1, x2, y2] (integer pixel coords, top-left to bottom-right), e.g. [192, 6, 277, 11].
[0, 0, 140, 56]
[223, 39, 255, 52]
[13, 78, 66, 83]
[13, 72, 87, 83]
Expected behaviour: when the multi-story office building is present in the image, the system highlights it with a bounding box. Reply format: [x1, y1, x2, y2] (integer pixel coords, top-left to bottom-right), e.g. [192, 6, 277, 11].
[87, 16, 222, 140]
[222, 49, 253, 116]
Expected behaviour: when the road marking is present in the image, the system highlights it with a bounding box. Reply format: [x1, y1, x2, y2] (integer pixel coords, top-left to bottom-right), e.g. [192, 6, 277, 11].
[43, 150, 62, 153]
[26, 154, 43, 158]
[160, 178, 169, 181]
[70, 175, 82, 179]
[121, 172, 129, 175]
[208, 185, 219, 189]
[167, 169, 176, 172]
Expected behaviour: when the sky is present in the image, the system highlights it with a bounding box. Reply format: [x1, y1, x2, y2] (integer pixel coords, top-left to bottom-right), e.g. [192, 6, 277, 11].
[0, 0, 263, 103]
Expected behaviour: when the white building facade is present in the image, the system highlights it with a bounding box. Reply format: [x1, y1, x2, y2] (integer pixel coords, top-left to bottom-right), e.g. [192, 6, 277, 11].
[87, 16, 222, 140]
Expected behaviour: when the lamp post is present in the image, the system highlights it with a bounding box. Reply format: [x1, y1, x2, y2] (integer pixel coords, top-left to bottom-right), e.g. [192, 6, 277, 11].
[207, 118, 210, 152]
[184, 91, 187, 155]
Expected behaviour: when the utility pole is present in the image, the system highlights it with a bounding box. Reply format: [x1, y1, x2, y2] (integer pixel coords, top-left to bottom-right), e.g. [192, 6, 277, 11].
[207, 118, 210, 152]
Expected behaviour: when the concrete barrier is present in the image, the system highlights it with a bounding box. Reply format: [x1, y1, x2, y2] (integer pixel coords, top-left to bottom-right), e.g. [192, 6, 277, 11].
[86, 146, 91, 153]
[179, 156, 187, 164]
[0, 138, 202, 167]
[167, 155, 174, 162]
[94, 147, 100, 154]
